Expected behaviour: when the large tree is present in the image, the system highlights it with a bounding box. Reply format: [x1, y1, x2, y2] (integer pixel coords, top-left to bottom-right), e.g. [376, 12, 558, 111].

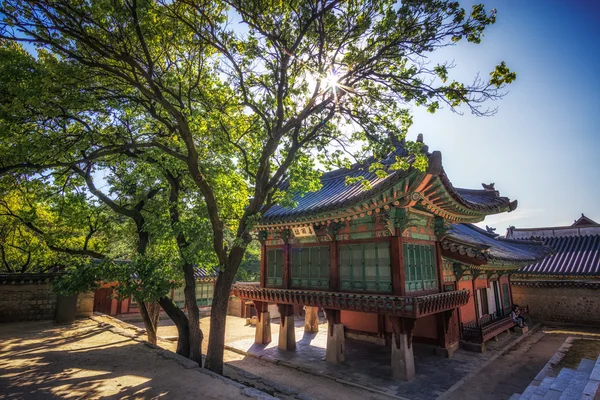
[0, 0, 516, 373]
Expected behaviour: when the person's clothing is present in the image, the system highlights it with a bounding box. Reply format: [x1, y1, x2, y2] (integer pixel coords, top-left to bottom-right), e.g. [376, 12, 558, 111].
[511, 311, 525, 327]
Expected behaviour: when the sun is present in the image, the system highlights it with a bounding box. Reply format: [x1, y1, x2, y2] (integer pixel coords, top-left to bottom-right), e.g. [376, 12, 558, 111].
[321, 70, 340, 90]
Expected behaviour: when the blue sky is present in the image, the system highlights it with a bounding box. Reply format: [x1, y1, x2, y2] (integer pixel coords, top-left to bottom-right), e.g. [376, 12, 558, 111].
[406, 0, 600, 234]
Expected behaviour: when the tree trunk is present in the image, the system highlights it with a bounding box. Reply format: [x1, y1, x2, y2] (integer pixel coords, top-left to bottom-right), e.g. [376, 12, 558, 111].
[137, 297, 158, 345]
[159, 296, 190, 357]
[183, 263, 203, 364]
[204, 270, 236, 374]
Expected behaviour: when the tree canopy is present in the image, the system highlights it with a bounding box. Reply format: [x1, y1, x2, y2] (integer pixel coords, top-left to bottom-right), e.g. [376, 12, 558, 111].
[0, 0, 516, 373]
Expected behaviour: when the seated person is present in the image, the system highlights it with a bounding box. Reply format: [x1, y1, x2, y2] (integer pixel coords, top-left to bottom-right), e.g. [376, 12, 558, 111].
[510, 305, 526, 328]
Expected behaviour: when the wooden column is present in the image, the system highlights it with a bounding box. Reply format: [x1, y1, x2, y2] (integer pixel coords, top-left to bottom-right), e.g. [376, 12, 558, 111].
[390, 232, 404, 296]
[435, 242, 444, 292]
[260, 243, 267, 289]
[329, 239, 340, 291]
[472, 276, 481, 327]
[283, 239, 291, 289]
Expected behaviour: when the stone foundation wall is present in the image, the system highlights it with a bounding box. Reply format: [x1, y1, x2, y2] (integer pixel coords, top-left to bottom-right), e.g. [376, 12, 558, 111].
[511, 281, 600, 326]
[0, 281, 95, 323]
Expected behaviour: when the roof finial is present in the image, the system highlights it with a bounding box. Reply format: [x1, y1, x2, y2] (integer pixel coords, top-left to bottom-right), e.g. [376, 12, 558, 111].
[482, 183, 495, 191]
[485, 225, 496, 234]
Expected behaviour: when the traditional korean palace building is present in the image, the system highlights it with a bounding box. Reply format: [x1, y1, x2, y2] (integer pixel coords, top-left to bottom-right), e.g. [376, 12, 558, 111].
[232, 140, 552, 381]
[508, 214, 600, 326]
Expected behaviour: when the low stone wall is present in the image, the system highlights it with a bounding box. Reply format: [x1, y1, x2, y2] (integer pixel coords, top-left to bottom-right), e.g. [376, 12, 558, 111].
[0, 284, 58, 322]
[511, 280, 600, 326]
[0, 274, 94, 323]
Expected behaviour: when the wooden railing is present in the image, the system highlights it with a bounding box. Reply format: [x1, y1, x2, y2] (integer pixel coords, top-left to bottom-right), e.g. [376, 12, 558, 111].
[231, 284, 470, 318]
[462, 314, 516, 343]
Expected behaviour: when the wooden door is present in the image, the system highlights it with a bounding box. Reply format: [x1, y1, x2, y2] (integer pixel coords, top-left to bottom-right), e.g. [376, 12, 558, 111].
[94, 288, 112, 314]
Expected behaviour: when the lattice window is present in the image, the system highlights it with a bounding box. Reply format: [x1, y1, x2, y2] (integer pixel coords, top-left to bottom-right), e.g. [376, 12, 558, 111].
[403, 243, 438, 292]
[173, 286, 186, 307]
[196, 282, 214, 306]
[266, 248, 284, 287]
[290, 246, 330, 289]
[340, 242, 391, 292]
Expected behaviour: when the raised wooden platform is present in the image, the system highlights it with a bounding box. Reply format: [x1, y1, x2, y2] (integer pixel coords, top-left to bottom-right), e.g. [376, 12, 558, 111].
[231, 284, 469, 318]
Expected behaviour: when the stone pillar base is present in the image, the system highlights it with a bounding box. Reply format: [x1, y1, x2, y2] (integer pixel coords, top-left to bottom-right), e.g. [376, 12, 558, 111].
[514, 326, 529, 335]
[391, 333, 415, 381]
[304, 306, 319, 333]
[278, 316, 296, 350]
[326, 323, 345, 363]
[255, 312, 271, 344]
[434, 341, 459, 358]
[460, 340, 485, 353]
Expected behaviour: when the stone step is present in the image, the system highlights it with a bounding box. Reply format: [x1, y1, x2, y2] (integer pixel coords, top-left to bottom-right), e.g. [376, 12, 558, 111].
[534, 377, 556, 397]
[550, 368, 576, 392]
[577, 358, 597, 374]
[590, 356, 600, 382]
[543, 389, 562, 400]
[559, 371, 590, 400]
[582, 378, 600, 400]
[508, 393, 521, 400]
[521, 383, 540, 400]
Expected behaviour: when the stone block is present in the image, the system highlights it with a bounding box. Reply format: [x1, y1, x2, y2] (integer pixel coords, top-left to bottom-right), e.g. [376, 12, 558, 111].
[434, 341, 459, 358]
[391, 333, 415, 381]
[514, 326, 529, 335]
[326, 323, 345, 363]
[255, 312, 272, 344]
[460, 340, 485, 353]
[303, 306, 319, 333]
[278, 316, 296, 351]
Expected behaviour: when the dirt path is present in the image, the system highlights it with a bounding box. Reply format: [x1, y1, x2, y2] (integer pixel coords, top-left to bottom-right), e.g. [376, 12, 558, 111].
[0, 319, 261, 400]
[446, 328, 568, 400]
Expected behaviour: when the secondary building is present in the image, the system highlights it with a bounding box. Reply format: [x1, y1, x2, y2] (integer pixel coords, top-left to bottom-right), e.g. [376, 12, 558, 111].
[508, 214, 600, 326]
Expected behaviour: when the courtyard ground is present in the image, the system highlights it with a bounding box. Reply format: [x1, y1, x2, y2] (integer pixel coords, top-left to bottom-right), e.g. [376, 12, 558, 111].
[0, 319, 263, 399]
[127, 314, 580, 400]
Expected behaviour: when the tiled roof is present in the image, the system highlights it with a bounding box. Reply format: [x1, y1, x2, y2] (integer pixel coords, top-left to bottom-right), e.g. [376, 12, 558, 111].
[442, 224, 553, 264]
[194, 267, 217, 279]
[518, 235, 600, 276]
[263, 147, 514, 223]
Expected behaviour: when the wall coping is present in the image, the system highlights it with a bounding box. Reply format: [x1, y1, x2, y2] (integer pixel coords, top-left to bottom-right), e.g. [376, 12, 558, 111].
[511, 280, 600, 289]
[0, 273, 63, 285]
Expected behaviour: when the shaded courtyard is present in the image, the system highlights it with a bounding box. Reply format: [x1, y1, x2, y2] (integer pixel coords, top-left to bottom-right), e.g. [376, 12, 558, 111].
[0, 319, 257, 400]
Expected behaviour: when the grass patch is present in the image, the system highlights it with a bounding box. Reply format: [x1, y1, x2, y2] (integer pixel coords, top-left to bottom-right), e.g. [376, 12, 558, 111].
[555, 339, 600, 370]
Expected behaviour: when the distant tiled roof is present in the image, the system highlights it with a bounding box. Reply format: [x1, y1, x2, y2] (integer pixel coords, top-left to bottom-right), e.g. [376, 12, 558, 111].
[194, 267, 217, 280]
[442, 224, 553, 265]
[506, 214, 600, 240]
[263, 147, 515, 223]
[518, 235, 600, 277]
